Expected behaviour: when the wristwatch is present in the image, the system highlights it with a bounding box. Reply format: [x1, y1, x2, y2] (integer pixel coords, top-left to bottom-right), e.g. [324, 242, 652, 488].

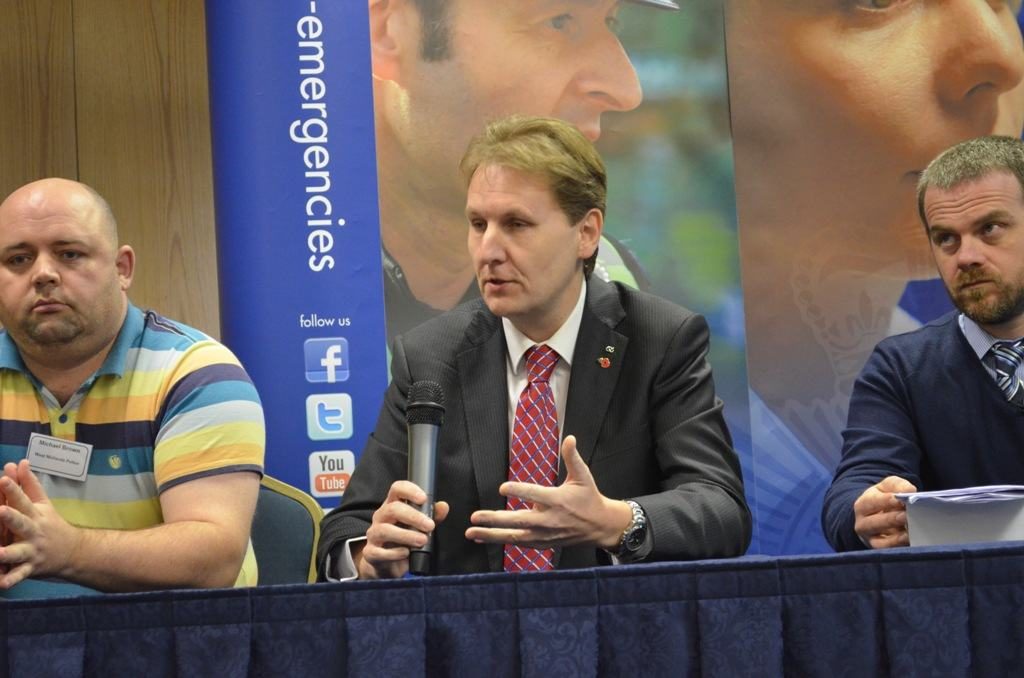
[612, 500, 647, 558]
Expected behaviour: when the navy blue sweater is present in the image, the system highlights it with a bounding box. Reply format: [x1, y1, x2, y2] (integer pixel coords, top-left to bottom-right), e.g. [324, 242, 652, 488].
[822, 312, 1024, 552]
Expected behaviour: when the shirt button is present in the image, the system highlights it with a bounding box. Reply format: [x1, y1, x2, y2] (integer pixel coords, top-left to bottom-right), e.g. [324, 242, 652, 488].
[58, 414, 68, 424]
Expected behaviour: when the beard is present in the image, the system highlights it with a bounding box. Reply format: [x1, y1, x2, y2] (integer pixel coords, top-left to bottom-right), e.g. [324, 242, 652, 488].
[949, 268, 1024, 326]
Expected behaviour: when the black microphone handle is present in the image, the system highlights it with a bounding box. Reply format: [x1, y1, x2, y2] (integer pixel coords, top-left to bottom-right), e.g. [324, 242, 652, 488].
[408, 421, 439, 575]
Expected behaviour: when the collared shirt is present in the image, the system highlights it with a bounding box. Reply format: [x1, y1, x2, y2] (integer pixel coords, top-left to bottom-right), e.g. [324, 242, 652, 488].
[959, 313, 1024, 387]
[0, 304, 266, 586]
[501, 278, 587, 440]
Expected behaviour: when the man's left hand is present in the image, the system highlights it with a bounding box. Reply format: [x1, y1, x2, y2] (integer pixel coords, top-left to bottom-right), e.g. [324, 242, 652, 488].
[466, 435, 632, 550]
[0, 460, 82, 589]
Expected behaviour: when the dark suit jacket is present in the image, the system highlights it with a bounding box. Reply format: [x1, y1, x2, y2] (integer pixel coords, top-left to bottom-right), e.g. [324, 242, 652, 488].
[317, 278, 750, 576]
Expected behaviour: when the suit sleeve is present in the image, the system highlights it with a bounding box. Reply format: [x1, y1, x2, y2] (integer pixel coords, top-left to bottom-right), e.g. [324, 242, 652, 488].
[315, 337, 414, 579]
[635, 313, 751, 559]
[821, 345, 924, 552]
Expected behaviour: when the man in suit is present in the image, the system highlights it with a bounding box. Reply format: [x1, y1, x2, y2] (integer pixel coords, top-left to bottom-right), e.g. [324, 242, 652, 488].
[317, 115, 749, 579]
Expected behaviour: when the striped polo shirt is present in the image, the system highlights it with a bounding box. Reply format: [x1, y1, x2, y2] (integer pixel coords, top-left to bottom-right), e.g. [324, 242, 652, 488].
[0, 304, 265, 587]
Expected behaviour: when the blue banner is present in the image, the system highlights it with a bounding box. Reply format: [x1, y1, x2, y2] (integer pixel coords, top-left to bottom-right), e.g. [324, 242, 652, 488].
[206, 1, 386, 504]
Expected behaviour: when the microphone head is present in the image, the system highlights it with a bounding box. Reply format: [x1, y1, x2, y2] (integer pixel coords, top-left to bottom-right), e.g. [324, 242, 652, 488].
[406, 380, 445, 426]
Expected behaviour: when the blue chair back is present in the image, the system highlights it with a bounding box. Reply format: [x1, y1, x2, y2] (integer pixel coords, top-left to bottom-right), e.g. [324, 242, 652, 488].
[251, 475, 324, 585]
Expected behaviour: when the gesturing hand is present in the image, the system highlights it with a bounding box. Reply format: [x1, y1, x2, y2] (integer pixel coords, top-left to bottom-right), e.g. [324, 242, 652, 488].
[466, 435, 632, 551]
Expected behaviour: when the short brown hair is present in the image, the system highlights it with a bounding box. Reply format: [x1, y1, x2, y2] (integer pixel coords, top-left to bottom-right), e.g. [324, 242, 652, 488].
[460, 115, 606, 276]
[917, 135, 1024, 228]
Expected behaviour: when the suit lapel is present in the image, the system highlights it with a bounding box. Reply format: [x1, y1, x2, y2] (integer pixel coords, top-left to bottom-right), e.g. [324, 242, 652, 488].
[457, 307, 509, 572]
[561, 279, 628, 480]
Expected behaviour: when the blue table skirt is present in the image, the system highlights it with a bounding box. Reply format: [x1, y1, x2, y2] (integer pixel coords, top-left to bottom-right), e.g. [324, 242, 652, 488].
[2, 542, 1022, 677]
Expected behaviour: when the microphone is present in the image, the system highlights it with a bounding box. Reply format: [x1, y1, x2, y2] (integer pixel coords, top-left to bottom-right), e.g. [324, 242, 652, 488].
[406, 380, 445, 575]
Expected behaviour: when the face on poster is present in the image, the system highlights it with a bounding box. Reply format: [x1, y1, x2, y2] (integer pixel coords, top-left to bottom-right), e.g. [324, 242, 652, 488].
[368, 0, 748, 420]
[726, 0, 1024, 465]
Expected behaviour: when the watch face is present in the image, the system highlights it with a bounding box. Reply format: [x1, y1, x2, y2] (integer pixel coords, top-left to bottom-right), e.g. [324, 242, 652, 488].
[625, 525, 646, 551]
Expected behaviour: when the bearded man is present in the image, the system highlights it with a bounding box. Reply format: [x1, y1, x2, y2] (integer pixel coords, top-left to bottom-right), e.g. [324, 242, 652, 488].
[823, 135, 1024, 552]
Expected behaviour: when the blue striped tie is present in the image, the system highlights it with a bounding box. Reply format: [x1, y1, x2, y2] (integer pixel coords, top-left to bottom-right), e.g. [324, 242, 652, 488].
[990, 339, 1024, 404]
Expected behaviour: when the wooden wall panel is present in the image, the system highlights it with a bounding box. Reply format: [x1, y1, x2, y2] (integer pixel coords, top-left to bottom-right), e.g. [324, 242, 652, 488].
[73, 0, 221, 337]
[0, 0, 77, 197]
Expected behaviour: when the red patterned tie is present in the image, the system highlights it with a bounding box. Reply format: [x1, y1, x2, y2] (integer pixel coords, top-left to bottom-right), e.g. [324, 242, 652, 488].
[504, 344, 560, 572]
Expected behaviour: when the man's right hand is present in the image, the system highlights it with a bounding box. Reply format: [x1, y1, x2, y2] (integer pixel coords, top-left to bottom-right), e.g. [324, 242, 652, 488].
[853, 475, 917, 549]
[355, 480, 449, 580]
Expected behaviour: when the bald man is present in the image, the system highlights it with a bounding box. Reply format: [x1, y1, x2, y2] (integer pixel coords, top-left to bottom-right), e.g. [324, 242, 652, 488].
[0, 179, 265, 593]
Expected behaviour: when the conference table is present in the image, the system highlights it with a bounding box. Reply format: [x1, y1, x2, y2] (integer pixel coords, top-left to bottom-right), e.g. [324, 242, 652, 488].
[3, 541, 1021, 677]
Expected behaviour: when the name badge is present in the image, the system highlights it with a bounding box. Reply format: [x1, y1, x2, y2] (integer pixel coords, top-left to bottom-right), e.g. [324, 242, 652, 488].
[26, 433, 93, 482]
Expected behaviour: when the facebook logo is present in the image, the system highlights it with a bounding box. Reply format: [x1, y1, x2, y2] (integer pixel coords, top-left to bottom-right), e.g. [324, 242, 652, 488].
[306, 393, 353, 441]
[304, 338, 350, 383]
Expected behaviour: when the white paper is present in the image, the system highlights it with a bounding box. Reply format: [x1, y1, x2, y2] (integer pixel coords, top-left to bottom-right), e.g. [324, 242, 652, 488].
[895, 485, 1024, 546]
[896, 485, 1024, 505]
